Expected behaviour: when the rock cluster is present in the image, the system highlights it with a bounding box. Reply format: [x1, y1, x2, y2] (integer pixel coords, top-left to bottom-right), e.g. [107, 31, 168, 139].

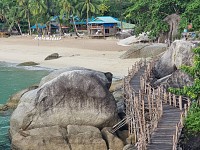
[151, 40, 196, 90]
[153, 40, 195, 79]
[10, 67, 131, 149]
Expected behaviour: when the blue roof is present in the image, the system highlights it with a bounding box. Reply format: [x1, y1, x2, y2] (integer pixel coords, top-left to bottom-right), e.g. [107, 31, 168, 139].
[31, 24, 46, 29]
[88, 16, 119, 24]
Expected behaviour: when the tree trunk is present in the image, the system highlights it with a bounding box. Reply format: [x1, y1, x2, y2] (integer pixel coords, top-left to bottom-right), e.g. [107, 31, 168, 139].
[27, 13, 31, 35]
[87, 6, 89, 35]
[72, 15, 80, 37]
[17, 21, 22, 35]
[59, 23, 62, 36]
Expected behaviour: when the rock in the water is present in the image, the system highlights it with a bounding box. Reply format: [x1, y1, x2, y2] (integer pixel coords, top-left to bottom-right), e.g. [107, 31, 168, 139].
[10, 68, 118, 136]
[153, 40, 195, 79]
[101, 127, 124, 150]
[120, 43, 167, 59]
[67, 125, 107, 150]
[44, 53, 61, 60]
[11, 126, 70, 150]
[17, 61, 39, 66]
[5, 85, 38, 109]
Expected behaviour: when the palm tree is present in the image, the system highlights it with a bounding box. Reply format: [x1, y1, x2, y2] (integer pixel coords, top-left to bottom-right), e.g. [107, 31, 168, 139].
[59, 0, 80, 36]
[77, 0, 99, 33]
[17, 0, 32, 35]
[29, 0, 47, 33]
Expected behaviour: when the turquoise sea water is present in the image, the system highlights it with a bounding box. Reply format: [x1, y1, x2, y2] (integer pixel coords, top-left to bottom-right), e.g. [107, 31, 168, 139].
[0, 62, 50, 149]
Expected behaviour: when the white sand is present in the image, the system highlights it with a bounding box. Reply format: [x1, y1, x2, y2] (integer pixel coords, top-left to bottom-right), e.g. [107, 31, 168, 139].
[0, 36, 139, 78]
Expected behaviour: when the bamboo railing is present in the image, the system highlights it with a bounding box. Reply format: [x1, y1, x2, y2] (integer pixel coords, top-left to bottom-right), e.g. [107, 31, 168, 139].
[122, 59, 164, 149]
[112, 59, 191, 150]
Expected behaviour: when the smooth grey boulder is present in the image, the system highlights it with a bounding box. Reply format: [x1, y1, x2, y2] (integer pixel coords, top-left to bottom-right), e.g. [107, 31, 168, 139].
[120, 43, 167, 59]
[39, 67, 113, 89]
[153, 40, 195, 79]
[10, 68, 118, 136]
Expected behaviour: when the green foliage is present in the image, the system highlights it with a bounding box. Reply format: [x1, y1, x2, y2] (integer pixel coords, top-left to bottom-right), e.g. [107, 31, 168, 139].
[125, 0, 200, 37]
[168, 47, 200, 135]
[185, 103, 200, 133]
[169, 47, 200, 100]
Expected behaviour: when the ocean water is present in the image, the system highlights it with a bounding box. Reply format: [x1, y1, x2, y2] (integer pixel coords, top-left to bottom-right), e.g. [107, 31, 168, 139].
[0, 62, 50, 149]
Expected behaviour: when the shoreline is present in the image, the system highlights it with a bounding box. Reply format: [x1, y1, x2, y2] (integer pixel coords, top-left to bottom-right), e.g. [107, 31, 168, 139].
[0, 36, 138, 78]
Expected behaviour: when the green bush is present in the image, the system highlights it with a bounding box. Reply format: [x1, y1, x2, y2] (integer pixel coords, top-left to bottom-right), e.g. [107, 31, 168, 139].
[185, 103, 200, 133]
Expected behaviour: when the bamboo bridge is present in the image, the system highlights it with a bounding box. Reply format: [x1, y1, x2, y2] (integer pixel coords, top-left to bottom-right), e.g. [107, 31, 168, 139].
[112, 60, 191, 150]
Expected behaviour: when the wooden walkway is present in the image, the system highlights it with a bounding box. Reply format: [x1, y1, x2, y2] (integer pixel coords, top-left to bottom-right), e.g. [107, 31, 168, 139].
[130, 65, 181, 149]
[147, 104, 181, 150]
[112, 60, 190, 150]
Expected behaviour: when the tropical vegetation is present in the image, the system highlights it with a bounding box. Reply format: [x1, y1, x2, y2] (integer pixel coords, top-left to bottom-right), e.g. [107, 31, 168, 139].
[169, 47, 200, 135]
[0, 0, 200, 37]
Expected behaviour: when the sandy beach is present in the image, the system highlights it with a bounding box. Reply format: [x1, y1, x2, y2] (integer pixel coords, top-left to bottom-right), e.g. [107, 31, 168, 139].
[0, 36, 139, 78]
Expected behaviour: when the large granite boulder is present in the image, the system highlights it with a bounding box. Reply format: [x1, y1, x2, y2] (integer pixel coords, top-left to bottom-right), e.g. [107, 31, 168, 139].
[120, 43, 167, 59]
[10, 68, 118, 137]
[39, 67, 113, 89]
[153, 40, 195, 79]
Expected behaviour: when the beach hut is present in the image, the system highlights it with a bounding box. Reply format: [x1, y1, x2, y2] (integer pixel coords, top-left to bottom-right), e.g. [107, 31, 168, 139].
[88, 16, 119, 37]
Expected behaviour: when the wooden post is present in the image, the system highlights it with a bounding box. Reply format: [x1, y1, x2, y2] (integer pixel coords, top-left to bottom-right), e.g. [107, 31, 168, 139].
[188, 98, 191, 109]
[172, 135, 175, 150]
[141, 91, 146, 141]
[173, 94, 176, 107]
[148, 94, 152, 120]
[169, 92, 172, 105]
[160, 96, 163, 116]
[146, 124, 150, 143]
[179, 96, 182, 110]
[164, 91, 167, 103]
[180, 112, 183, 126]
[184, 104, 187, 117]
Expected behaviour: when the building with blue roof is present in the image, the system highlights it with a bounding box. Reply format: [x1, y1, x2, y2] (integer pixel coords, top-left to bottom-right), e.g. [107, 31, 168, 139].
[88, 16, 120, 37]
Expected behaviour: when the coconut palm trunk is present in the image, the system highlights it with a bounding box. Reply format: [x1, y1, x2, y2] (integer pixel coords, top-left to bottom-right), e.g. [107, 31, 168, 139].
[17, 21, 22, 35]
[72, 15, 79, 37]
[27, 13, 31, 35]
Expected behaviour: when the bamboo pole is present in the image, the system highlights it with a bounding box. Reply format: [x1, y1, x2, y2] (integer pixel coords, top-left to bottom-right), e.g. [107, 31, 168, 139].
[164, 91, 168, 103]
[179, 96, 182, 110]
[184, 104, 187, 117]
[173, 94, 176, 107]
[169, 92, 172, 105]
